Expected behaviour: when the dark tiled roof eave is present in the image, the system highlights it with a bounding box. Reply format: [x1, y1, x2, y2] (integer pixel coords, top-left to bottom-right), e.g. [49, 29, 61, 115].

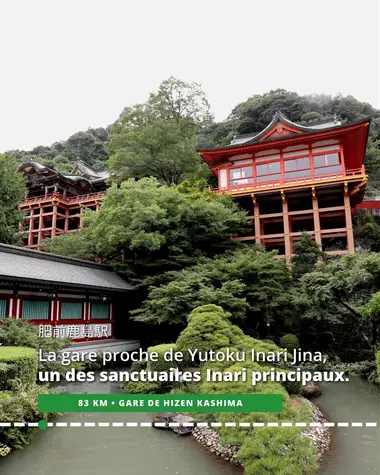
[0, 244, 133, 292]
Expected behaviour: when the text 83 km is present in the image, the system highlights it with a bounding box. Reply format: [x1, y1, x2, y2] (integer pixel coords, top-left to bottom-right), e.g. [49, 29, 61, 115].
[78, 399, 108, 408]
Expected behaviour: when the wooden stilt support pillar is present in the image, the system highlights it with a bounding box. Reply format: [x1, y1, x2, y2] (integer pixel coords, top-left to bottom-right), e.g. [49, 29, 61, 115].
[64, 208, 69, 232]
[344, 182, 355, 253]
[312, 187, 322, 250]
[27, 208, 34, 247]
[38, 205, 44, 248]
[79, 205, 84, 229]
[281, 190, 291, 263]
[52, 202, 58, 238]
[251, 194, 261, 245]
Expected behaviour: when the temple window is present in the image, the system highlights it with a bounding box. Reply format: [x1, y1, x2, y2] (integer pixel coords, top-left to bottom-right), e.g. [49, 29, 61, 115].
[22, 300, 50, 320]
[313, 152, 342, 175]
[91, 303, 110, 320]
[229, 166, 254, 186]
[284, 157, 311, 179]
[256, 161, 281, 182]
[60, 302, 83, 320]
[0, 299, 6, 319]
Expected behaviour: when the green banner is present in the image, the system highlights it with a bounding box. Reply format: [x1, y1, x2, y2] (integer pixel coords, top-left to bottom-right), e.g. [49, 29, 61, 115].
[39, 394, 282, 413]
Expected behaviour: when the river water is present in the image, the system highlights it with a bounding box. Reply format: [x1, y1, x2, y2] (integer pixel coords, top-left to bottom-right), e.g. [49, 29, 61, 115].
[0, 374, 379, 474]
[316, 376, 380, 474]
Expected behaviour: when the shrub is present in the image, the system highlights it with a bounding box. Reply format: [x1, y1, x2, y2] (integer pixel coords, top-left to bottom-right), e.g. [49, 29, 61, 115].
[0, 380, 57, 453]
[0, 319, 39, 348]
[280, 334, 299, 352]
[0, 347, 38, 390]
[282, 376, 302, 395]
[239, 427, 318, 475]
[131, 360, 147, 372]
[375, 349, 380, 383]
[123, 381, 161, 394]
[176, 305, 244, 358]
[147, 344, 181, 372]
[0, 319, 71, 375]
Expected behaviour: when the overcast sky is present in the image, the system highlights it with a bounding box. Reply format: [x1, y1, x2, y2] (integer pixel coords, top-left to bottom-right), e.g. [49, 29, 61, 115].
[0, 0, 379, 151]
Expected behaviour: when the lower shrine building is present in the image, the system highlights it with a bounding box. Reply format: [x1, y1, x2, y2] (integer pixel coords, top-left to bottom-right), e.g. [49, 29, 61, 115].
[18, 160, 109, 250]
[198, 112, 370, 261]
[0, 243, 135, 342]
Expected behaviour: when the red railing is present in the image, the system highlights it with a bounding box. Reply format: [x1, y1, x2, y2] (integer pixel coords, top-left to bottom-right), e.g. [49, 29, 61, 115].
[212, 167, 366, 194]
[21, 191, 107, 206]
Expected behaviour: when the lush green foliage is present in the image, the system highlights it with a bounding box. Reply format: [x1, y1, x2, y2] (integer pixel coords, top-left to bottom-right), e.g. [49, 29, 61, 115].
[147, 344, 181, 372]
[0, 319, 72, 374]
[296, 253, 380, 359]
[0, 322, 63, 456]
[109, 77, 212, 185]
[0, 380, 58, 456]
[291, 234, 325, 280]
[0, 347, 37, 390]
[280, 334, 300, 352]
[44, 178, 248, 278]
[133, 247, 293, 332]
[173, 305, 316, 474]
[7, 128, 109, 172]
[0, 154, 27, 244]
[353, 213, 380, 252]
[176, 305, 244, 356]
[125, 381, 161, 394]
[375, 350, 380, 383]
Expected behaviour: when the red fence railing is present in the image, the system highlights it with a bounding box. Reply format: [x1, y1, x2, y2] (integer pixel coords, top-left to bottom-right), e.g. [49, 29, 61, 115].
[21, 191, 107, 206]
[211, 167, 366, 194]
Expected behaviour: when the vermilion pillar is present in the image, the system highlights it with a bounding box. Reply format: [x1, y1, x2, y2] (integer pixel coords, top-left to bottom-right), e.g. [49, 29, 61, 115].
[344, 184, 355, 253]
[28, 208, 34, 247]
[312, 187, 322, 249]
[252, 194, 261, 244]
[52, 204, 57, 237]
[282, 191, 291, 263]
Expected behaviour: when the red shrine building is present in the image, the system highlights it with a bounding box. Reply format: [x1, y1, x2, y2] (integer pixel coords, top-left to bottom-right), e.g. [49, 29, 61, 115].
[0, 243, 135, 343]
[198, 112, 370, 262]
[18, 161, 109, 250]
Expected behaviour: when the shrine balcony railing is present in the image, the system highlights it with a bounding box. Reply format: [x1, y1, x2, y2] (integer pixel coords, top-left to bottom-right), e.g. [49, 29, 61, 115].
[21, 191, 107, 206]
[211, 167, 366, 194]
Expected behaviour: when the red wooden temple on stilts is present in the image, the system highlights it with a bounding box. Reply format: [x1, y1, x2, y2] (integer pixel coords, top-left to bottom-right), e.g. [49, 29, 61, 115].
[18, 161, 108, 250]
[198, 112, 370, 261]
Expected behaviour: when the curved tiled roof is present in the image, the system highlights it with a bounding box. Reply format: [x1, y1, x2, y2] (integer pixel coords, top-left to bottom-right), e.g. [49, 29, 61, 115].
[18, 161, 93, 188]
[0, 244, 133, 292]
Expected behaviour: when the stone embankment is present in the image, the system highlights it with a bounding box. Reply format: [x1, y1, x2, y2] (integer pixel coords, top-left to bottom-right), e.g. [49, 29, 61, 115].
[191, 400, 329, 465]
[153, 396, 330, 466]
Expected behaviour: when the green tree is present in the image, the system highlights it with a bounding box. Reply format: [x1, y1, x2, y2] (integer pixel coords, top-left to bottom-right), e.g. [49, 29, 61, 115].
[0, 154, 27, 244]
[6, 128, 109, 172]
[147, 76, 212, 124]
[300, 253, 380, 356]
[0, 319, 71, 374]
[133, 247, 293, 332]
[44, 178, 248, 278]
[363, 292, 380, 350]
[65, 130, 109, 167]
[291, 233, 325, 280]
[173, 305, 318, 474]
[108, 77, 211, 185]
[108, 118, 202, 185]
[353, 213, 380, 252]
[176, 305, 244, 356]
